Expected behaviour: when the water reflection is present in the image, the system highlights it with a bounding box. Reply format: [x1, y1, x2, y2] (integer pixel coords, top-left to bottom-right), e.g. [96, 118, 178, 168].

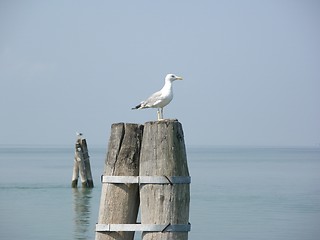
[72, 188, 93, 240]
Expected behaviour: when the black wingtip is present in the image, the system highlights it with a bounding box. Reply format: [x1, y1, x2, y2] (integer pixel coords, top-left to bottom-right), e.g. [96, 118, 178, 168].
[131, 104, 141, 110]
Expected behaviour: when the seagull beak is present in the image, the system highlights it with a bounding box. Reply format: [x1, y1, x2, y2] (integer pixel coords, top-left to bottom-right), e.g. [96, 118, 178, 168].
[176, 76, 183, 80]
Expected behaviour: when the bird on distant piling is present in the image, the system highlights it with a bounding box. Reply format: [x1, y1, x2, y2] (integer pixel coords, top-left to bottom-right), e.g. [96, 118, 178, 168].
[131, 73, 183, 121]
[76, 132, 83, 140]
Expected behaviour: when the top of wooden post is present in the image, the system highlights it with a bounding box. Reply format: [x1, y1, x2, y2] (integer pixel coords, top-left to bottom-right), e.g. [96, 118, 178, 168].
[140, 118, 188, 177]
[145, 119, 179, 124]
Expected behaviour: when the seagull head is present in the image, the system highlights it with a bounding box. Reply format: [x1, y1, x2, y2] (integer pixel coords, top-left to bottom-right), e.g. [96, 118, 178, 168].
[165, 73, 183, 82]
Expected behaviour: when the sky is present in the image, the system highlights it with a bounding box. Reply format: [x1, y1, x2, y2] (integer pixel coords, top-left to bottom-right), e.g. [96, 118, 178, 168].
[0, 0, 319, 147]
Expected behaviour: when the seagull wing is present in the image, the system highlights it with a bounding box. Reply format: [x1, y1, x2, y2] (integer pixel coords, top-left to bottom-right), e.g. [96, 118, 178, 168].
[142, 90, 164, 108]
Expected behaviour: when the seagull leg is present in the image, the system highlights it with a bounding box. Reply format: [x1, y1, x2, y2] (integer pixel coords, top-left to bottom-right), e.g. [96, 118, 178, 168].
[157, 108, 164, 121]
[158, 108, 164, 121]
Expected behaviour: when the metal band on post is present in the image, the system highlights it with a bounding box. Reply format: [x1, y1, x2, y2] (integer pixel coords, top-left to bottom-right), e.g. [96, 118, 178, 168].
[101, 175, 191, 184]
[96, 223, 191, 232]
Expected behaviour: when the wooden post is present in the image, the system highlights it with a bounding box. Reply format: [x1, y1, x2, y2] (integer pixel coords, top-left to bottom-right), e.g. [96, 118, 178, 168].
[72, 138, 94, 188]
[77, 142, 88, 187]
[71, 151, 80, 188]
[96, 123, 143, 240]
[80, 139, 94, 188]
[139, 119, 190, 240]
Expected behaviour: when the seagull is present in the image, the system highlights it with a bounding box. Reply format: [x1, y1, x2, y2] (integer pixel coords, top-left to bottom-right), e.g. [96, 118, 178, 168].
[76, 132, 83, 140]
[132, 73, 183, 120]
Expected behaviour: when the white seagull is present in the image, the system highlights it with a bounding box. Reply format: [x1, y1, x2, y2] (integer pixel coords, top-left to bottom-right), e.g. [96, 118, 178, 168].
[76, 132, 83, 140]
[132, 73, 183, 120]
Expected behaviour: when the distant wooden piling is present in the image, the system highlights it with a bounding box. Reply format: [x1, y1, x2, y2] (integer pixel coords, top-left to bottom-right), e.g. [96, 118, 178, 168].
[96, 123, 143, 240]
[72, 138, 94, 188]
[71, 151, 80, 187]
[139, 120, 190, 240]
[80, 139, 94, 187]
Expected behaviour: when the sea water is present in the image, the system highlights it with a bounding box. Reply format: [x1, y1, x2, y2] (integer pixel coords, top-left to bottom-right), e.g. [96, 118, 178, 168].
[0, 146, 319, 240]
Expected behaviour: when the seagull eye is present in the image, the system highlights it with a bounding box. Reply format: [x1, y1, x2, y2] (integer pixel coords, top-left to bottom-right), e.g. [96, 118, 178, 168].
[171, 75, 175, 78]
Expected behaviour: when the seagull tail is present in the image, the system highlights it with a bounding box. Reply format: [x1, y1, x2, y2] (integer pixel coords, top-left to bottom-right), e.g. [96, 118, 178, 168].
[131, 103, 141, 110]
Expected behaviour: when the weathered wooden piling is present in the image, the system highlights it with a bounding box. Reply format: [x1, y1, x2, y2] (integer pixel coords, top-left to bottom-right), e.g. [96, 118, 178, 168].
[80, 139, 94, 187]
[72, 138, 94, 188]
[95, 120, 191, 239]
[139, 119, 190, 240]
[96, 123, 143, 240]
[71, 151, 80, 188]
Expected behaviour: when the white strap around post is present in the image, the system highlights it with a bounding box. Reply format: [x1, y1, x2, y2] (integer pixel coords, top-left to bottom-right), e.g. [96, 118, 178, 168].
[101, 175, 191, 184]
[96, 223, 191, 232]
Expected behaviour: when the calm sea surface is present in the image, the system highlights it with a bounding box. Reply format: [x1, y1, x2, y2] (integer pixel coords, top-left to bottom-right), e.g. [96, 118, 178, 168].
[0, 145, 319, 240]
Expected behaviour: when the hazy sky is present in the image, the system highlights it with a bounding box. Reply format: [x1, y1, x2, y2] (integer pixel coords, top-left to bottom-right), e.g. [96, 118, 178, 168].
[1, 1, 319, 147]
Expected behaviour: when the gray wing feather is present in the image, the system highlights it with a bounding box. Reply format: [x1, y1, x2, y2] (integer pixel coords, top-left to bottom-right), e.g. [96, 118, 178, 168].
[142, 91, 163, 107]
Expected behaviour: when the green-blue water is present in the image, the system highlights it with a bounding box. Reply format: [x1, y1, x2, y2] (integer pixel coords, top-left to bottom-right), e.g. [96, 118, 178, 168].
[1, 146, 320, 240]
